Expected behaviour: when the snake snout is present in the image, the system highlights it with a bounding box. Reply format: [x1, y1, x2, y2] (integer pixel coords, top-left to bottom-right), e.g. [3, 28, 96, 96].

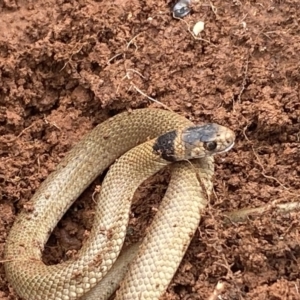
[214, 127, 235, 154]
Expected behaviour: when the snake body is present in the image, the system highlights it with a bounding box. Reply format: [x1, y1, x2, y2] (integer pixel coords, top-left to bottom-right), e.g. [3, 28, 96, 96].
[4, 109, 235, 300]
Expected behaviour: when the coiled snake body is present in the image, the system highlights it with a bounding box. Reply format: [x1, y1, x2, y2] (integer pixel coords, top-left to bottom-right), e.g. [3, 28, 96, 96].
[4, 109, 235, 300]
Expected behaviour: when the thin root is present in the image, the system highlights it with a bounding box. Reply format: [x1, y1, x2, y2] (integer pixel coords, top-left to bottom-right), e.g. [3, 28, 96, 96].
[130, 83, 173, 112]
[223, 201, 300, 224]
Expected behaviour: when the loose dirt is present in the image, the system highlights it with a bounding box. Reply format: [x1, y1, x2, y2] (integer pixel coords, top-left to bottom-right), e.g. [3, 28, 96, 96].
[0, 0, 299, 299]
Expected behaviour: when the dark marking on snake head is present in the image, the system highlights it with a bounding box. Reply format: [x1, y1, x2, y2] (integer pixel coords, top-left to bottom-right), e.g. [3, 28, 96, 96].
[153, 130, 177, 161]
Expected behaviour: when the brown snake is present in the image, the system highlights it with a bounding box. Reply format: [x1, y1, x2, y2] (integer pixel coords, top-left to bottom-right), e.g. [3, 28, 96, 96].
[4, 108, 235, 300]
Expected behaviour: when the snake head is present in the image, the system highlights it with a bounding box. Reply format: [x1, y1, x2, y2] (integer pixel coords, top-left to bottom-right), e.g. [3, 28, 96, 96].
[181, 124, 235, 159]
[153, 124, 235, 161]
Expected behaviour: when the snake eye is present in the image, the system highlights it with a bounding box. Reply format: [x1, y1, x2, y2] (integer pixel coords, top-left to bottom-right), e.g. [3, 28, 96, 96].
[204, 141, 217, 151]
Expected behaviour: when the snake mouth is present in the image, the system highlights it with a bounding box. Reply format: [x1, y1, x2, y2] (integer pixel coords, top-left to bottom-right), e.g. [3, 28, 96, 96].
[218, 141, 235, 154]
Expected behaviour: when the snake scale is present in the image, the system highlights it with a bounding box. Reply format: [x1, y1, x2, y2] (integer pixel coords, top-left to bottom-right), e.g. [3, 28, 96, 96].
[4, 108, 235, 300]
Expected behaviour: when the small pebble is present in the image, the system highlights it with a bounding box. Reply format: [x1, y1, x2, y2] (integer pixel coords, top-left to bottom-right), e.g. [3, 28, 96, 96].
[192, 21, 205, 36]
[173, 0, 191, 18]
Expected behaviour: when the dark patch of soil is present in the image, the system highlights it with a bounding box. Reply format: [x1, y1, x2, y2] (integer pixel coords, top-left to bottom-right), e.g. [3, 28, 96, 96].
[0, 0, 299, 299]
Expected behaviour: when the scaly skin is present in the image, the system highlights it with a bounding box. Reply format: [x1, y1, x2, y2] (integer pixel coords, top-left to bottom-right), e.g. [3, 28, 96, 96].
[4, 109, 235, 300]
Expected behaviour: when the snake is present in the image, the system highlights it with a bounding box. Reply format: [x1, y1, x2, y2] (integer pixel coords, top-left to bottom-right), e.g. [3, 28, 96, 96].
[4, 108, 235, 300]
